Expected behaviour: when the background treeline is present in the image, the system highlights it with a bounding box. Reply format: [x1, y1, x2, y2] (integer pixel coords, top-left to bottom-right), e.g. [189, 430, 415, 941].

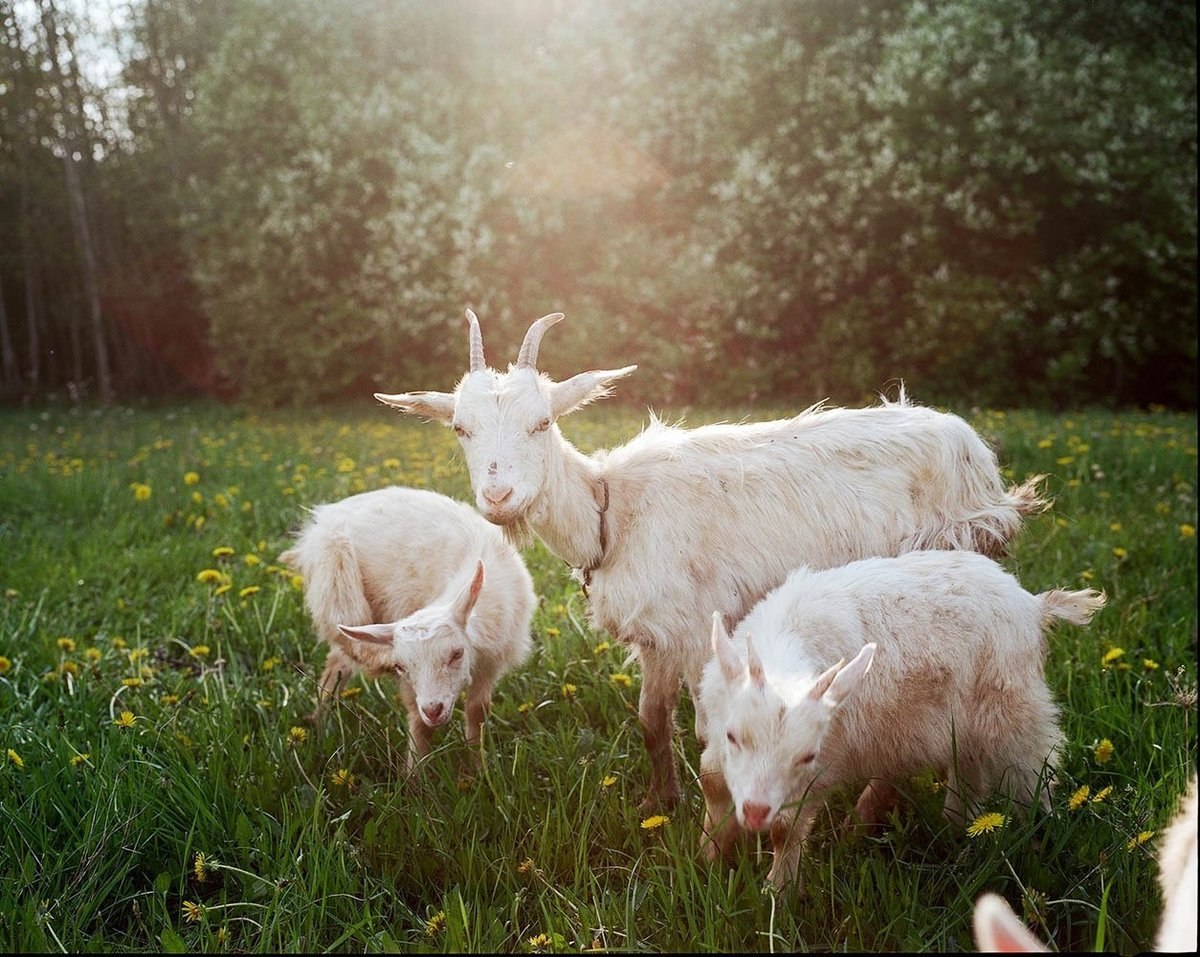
[0, 0, 1195, 409]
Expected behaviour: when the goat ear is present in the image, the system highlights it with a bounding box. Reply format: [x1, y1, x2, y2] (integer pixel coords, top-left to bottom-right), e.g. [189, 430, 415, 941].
[745, 634, 767, 689]
[549, 366, 637, 418]
[822, 643, 876, 709]
[808, 659, 843, 701]
[374, 390, 457, 424]
[450, 560, 485, 628]
[337, 622, 395, 646]
[972, 893, 1050, 953]
[711, 612, 744, 684]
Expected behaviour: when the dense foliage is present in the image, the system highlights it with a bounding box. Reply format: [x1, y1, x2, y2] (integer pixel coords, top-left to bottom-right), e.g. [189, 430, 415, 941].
[0, 0, 1196, 406]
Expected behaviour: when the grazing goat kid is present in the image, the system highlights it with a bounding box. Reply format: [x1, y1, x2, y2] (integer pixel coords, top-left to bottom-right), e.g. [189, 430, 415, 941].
[697, 549, 1105, 889]
[280, 486, 535, 768]
[972, 774, 1197, 952]
[375, 309, 1047, 808]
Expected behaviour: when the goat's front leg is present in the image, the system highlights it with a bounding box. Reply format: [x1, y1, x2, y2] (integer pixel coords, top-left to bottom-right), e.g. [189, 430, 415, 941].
[397, 683, 434, 772]
[842, 778, 900, 832]
[463, 680, 493, 771]
[309, 647, 353, 723]
[636, 645, 682, 811]
[698, 746, 740, 863]
[767, 803, 818, 890]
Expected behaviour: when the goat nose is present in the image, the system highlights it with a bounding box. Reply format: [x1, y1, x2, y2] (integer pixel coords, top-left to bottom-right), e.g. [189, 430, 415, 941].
[487, 461, 498, 476]
[422, 702, 445, 723]
[483, 486, 513, 507]
[742, 801, 772, 831]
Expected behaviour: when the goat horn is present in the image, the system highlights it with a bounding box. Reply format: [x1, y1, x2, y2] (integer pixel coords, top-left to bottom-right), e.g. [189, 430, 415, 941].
[515, 312, 565, 369]
[466, 308, 485, 373]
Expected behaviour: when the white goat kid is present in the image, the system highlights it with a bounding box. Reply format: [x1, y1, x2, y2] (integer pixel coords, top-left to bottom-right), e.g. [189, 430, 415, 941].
[375, 309, 1046, 808]
[280, 486, 535, 769]
[697, 549, 1105, 889]
[972, 774, 1197, 951]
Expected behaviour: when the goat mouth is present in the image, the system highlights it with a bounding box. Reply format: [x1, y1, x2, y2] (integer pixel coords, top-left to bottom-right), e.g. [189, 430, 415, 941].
[420, 710, 453, 728]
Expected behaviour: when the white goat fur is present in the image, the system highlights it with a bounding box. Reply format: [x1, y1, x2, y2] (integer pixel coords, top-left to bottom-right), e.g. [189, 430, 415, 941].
[279, 486, 535, 767]
[375, 310, 1046, 805]
[972, 775, 1197, 951]
[697, 549, 1105, 888]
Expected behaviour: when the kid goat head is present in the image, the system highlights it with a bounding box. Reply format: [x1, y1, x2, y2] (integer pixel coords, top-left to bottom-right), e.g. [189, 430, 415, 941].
[337, 561, 485, 729]
[374, 309, 636, 527]
[709, 613, 876, 832]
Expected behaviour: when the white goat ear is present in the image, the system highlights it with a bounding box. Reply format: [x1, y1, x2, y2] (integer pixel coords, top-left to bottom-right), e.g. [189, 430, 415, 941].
[337, 622, 395, 646]
[972, 893, 1049, 953]
[808, 659, 844, 701]
[745, 634, 767, 689]
[549, 366, 637, 418]
[373, 390, 457, 424]
[823, 643, 876, 709]
[711, 612, 744, 684]
[450, 560, 485, 628]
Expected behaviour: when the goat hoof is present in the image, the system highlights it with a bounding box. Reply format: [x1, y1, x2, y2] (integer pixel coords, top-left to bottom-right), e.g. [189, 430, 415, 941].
[638, 790, 680, 814]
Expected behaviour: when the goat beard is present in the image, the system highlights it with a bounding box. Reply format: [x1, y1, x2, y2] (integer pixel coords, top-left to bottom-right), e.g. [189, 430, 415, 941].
[500, 515, 535, 551]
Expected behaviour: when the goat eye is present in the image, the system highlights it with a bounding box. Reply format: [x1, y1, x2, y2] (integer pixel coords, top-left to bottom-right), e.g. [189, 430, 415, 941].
[452, 423, 470, 439]
[797, 752, 817, 766]
[394, 664, 407, 676]
[726, 731, 739, 748]
[448, 648, 464, 665]
[531, 417, 551, 434]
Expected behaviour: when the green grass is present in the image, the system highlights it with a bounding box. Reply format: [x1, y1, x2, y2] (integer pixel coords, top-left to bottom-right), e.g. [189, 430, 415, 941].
[0, 400, 1195, 953]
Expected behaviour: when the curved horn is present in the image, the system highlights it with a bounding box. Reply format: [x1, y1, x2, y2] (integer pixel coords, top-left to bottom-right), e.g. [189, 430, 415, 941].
[515, 312, 565, 369]
[466, 308, 485, 373]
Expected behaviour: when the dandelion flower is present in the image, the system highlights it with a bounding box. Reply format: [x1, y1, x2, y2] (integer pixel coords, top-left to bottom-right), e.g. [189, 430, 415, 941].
[190, 645, 210, 658]
[517, 700, 532, 713]
[966, 812, 1007, 837]
[131, 483, 152, 501]
[1091, 786, 1113, 804]
[336, 457, 356, 473]
[561, 683, 577, 698]
[85, 647, 101, 662]
[1101, 648, 1125, 668]
[113, 711, 137, 728]
[610, 673, 633, 687]
[1126, 830, 1155, 851]
[196, 569, 225, 585]
[383, 458, 401, 469]
[128, 648, 148, 662]
[193, 851, 213, 881]
[0, 655, 10, 674]
[1080, 569, 1094, 581]
[528, 933, 551, 950]
[211, 546, 235, 558]
[238, 586, 260, 598]
[6, 748, 23, 769]
[214, 583, 232, 596]
[1143, 658, 1160, 671]
[640, 814, 670, 830]
[1068, 785, 1090, 811]
[601, 775, 617, 788]
[184, 471, 200, 485]
[331, 768, 357, 790]
[1112, 546, 1128, 559]
[544, 626, 560, 637]
[1109, 521, 1122, 532]
[517, 858, 536, 874]
[424, 911, 446, 936]
[286, 726, 307, 746]
[261, 656, 282, 672]
[1094, 739, 1114, 764]
[56, 637, 76, 652]
[160, 694, 179, 706]
[70, 753, 90, 767]
[121, 677, 143, 688]
[243, 554, 261, 567]
[181, 900, 204, 923]
[1055, 455, 1075, 466]
[1181, 524, 1195, 538]
[594, 641, 610, 654]
[339, 686, 362, 699]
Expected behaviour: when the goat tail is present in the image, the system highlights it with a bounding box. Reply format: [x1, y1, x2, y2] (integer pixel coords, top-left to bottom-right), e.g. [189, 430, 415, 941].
[1038, 587, 1107, 628]
[292, 531, 375, 644]
[1007, 473, 1051, 517]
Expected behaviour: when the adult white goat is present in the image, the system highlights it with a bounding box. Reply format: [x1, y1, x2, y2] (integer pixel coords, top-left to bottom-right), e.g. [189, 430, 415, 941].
[698, 549, 1105, 888]
[280, 486, 536, 768]
[375, 309, 1046, 807]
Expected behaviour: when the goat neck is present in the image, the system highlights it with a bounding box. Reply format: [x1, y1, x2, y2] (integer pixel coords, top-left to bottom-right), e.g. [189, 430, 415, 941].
[528, 429, 610, 575]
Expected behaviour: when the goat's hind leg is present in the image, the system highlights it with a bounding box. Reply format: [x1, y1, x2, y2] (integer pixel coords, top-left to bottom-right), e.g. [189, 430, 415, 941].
[309, 648, 354, 723]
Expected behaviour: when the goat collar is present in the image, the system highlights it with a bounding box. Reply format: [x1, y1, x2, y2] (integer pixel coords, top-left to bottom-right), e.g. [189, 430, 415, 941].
[578, 476, 610, 594]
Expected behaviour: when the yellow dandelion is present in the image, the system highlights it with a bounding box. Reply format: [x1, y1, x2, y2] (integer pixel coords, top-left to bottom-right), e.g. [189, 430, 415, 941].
[0, 655, 10, 674]
[85, 647, 101, 662]
[641, 814, 670, 830]
[336, 457, 356, 473]
[238, 586, 260, 598]
[561, 683, 577, 698]
[1055, 455, 1075, 466]
[338, 686, 362, 699]
[196, 569, 224, 585]
[331, 768, 357, 790]
[121, 677, 143, 689]
[211, 546, 235, 558]
[528, 933, 551, 950]
[1126, 830, 1155, 851]
[517, 858, 536, 874]
[112, 637, 127, 650]
[1037, 438, 1053, 449]
[160, 694, 179, 706]
[131, 483, 152, 501]
[191, 491, 203, 505]
[193, 851, 213, 881]
[215, 927, 227, 945]
[594, 641, 610, 654]
[184, 471, 200, 485]
[289, 575, 304, 590]
[1068, 785, 1090, 811]
[1091, 786, 1113, 804]
[1143, 658, 1160, 671]
[1055, 517, 1068, 528]
[966, 811, 1007, 837]
[190, 645, 210, 658]
[1094, 738, 1115, 764]
[243, 553, 261, 567]
[58, 661, 79, 677]
[56, 637, 76, 652]
[6, 748, 23, 769]
[610, 673, 633, 687]
[286, 726, 307, 746]
[70, 753, 90, 767]
[424, 911, 446, 936]
[544, 626, 560, 637]
[517, 700, 533, 713]
[181, 900, 204, 923]
[128, 648, 148, 662]
[1102, 648, 1125, 668]
[383, 458, 401, 469]
[213, 583, 232, 596]
[113, 710, 137, 728]
[213, 493, 229, 508]
[601, 774, 617, 788]
[1112, 546, 1127, 559]
[1181, 524, 1195, 538]
[261, 656, 282, 672]
[1109, 521, 1121, 532]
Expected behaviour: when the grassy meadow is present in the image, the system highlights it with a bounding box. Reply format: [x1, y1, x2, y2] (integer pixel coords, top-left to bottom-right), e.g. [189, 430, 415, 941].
[0, 399, 1196, 954]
